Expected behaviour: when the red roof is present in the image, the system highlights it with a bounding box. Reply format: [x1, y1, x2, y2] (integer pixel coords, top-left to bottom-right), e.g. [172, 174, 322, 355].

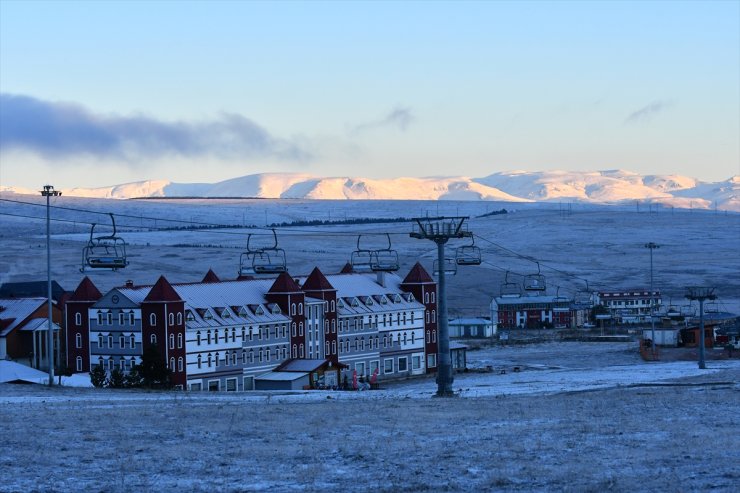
[302, 267, 335, 291]
[201, 269, 220, 283]
[144, 276, 182, 302]
[268, 272, 302, 293]
[68, 277, 102, 302]
[340, 262, 354, 274]
[402, 262, 434, 284]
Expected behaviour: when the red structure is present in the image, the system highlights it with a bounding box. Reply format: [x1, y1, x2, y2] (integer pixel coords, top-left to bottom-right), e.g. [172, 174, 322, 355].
[400, 262, 438, 373]
[64, 277, 102, 372]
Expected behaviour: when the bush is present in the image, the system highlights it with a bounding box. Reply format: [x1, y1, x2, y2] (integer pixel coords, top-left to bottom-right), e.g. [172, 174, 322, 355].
[90, 365, 107, 388]
[107, 368, 126, 388]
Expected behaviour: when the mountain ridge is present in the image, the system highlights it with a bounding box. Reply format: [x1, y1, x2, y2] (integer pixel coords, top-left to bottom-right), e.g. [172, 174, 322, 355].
[2, 170, 738, 211]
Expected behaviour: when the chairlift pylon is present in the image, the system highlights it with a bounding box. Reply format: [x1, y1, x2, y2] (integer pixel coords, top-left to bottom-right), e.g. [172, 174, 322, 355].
[523, 262, 546, 292]
[239, 229, 287, 276]
[455, 236, 481, 266]
[80, 213, 129, 272]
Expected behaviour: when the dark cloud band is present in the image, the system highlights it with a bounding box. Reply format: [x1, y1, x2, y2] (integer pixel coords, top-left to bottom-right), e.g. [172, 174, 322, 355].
[0, 93, 311, 161]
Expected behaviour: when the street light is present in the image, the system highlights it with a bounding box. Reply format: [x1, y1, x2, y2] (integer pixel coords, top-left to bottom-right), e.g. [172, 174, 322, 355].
[685, 287, 716, 369]
[644, 242, 659, 355]
[40, 185, 61, 386]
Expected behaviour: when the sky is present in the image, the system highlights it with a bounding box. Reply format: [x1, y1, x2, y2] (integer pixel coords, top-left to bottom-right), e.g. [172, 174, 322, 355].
[0, 0, 738, 190]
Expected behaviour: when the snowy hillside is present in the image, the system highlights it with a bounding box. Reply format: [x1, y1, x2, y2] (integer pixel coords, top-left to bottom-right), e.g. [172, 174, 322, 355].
[3, 170, 738, 211]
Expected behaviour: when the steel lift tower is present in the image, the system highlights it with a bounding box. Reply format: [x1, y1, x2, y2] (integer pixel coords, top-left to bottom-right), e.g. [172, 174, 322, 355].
[411, 216, 471, 397]
[685, 286, 716, 369]
[41, 185, 61, 386]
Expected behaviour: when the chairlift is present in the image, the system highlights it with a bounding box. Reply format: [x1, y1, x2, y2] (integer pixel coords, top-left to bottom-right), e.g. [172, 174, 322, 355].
[350, 235, 375, 273]
[574, 280, 592, 305]
[704, 301, 720, 314]
[238, 229, 287, 276]
[370, 234, 399, 272]
[523, 262, 546, 292]
[455, 236, 481, 266]
[500, 271, 521, 297]
[553, 287, 570, 312]
[433, 257, 457, 276]
[80, 214, 129, 272]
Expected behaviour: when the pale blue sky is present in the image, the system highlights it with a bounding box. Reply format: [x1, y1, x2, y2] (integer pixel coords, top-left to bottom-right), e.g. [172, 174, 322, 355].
[1, 0, 738, 189]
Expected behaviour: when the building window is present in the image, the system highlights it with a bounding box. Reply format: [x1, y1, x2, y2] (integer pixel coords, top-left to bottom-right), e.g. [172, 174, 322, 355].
[169, 333, 175, 349]
[431, 292, 435, 303]
[207, 330, 212, 344]
[432, 310, 436, 323]
[97, 312, 103, 325]
[331, 340, 336, 355]
[178, 333, 183, 348]
[432, 330, 437, 343]
[384, 358, 394, 374]
[426, 311, 430, 323]
[231, 351, 237, 365]
[292, 303, 296, 316]
[177, 312, 182, 325]
[299, 303, 303, 315]
[259, 349, 263, 362]
[398, 357, 408, 372]
[178, 357, 183, 372]
[325, 341, 330, 356]
[231, 328, 236, 342]
[119, 335, 125, 348]
[129, 312, 135, 325]
[330, 300, 335, 312]
[75, 313, 82, 326]
[299, 322, 304, 336]
[76, 356, 82, 372]
[108, 358, 114, 371]
[119, 313, 124, 325]
[215, 328, 220, 342]
[242, 350, 246, 364]
[299, 344, 304, 358]
[197, 331, 201, 345]
[241, 327, 246, 341]
[292, 345, 297, 358]
[75, 333, 82, 349]
[426, 330, 430, 343]
[107, 334, 113, 348]
[150, 334, 157, 345]
[197, 355, 202, 369]
[130, 334, 135, 348]
[150, 313, 156, 325]
[106, 312, 113, 325]
[427, 353, 437, 368]
[249, 350, 254, 363]
[169, 313, 174, 326]
[208, 353, 213, 367]
[425, 292, 430, 304]
[215, 352, 220, 366]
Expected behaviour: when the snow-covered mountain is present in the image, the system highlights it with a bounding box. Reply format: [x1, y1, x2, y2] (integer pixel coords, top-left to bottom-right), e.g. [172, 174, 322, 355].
[3, 170, 738, 211]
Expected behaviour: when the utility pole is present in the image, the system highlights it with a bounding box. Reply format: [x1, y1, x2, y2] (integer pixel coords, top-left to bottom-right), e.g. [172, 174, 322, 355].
[644, 242, 659, 356]
[41, 185, 61, 386]
[410, 216, 471, 397]
[686, 287, 716, 369]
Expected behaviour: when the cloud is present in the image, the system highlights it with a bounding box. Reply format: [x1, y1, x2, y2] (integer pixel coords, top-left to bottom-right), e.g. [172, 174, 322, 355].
[624, 100, 673, 124]
[0, 93, 312, 162]
[350, 106, 415, 135]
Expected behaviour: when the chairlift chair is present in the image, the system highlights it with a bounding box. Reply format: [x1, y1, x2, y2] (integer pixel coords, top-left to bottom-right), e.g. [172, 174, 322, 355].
[433, 258, 457, 276]
[574, 280, 592, 306]
[523, 262, 546, 292]
[238, 229, 287, 276]
[455, 236, 481, 266]
[350, 235, 375, 273]
[500, 271, 521, 297]
[80, 214, 129, 272]
[369, 233, 400, 272]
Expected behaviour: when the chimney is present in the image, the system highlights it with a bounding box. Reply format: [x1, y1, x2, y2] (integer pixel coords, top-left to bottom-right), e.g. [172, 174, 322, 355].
[376, 271, 386, 288]
[125, 280, 134, 288]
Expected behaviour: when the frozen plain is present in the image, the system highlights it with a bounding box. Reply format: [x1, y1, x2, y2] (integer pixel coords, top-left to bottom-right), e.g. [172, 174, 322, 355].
[1, 194, 738, 314]
[1, 342, 739, 492]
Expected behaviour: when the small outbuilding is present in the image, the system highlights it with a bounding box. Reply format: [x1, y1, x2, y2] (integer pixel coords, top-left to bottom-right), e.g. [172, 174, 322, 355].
[254, 371, 310, 391]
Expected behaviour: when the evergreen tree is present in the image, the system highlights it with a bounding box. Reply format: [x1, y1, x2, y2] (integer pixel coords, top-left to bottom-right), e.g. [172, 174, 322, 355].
[90, 364, 107, 388]
[139, 344, 172, 388]
[107, 368, 126, 388]
[124, 365, 143, 388]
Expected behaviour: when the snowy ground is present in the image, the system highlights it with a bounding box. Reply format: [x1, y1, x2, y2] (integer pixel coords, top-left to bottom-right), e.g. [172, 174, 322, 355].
[2, 342, 739, 492]
[1, 195, 738, 315]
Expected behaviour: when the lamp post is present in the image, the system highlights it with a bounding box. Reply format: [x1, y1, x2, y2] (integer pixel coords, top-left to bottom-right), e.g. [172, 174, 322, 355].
[644, 242, 659, 354]
[685, 287, 716, 369]
[40, 185, 61, 386]
[411, 216, 470, 397]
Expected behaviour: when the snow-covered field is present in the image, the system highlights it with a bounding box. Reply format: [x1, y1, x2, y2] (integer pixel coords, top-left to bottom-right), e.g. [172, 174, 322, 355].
[2, 342, 739, 492]
[1, 194, 738, 314]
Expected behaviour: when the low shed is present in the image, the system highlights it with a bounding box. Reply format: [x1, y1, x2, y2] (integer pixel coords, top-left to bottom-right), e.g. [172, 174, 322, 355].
[254, 371, 310, 391]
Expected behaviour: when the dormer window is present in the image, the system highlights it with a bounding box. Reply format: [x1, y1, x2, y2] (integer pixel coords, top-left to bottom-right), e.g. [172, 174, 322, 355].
[221, 309, 231, 319]
[337, 299, 345, 309]
[203, 310, 213, 320]
[351, 298, 359, 307]
[380, 296, 388, 305]
[186, 311, 195, 322]
[255, 306, 264, 316]
[365, 298, 373, 306]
